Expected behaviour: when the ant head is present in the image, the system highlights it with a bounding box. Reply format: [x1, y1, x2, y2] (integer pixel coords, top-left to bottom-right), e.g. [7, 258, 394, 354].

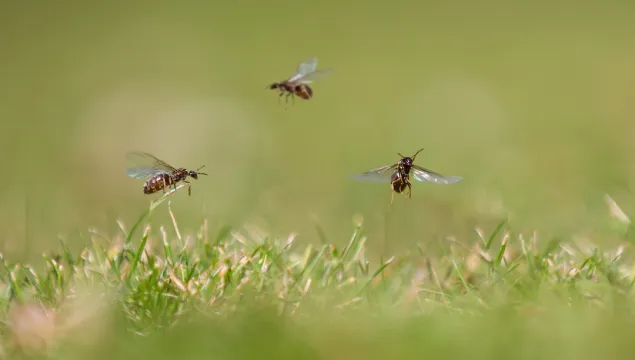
[189, 165, 208, 180]
[400, 157, 413, 167]
[397, 148, 424, 166]
[268, 83, 279, 90]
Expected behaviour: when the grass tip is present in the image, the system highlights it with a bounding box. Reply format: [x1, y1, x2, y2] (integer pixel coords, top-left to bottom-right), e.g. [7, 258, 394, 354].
[352, 214, 364, 228]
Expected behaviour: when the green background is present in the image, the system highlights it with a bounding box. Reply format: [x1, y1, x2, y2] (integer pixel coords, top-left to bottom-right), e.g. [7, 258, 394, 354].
[1, 0, 634, 259]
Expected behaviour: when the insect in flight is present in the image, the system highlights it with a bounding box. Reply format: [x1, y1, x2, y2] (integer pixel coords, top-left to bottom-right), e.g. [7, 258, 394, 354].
[125, 151, 207, 196]
[268, 57, 332, 104]
[350, 149, 462, 204]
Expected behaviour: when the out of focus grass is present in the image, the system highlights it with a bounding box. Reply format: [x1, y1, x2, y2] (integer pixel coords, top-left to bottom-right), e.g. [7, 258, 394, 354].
[1, 195, 635, 358]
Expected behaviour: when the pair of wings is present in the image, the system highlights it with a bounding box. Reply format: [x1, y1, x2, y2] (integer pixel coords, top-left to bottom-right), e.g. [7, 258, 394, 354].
[350, 164, 463, 184]
[125, 151, 176, 179]
[286, 57, 333, 84]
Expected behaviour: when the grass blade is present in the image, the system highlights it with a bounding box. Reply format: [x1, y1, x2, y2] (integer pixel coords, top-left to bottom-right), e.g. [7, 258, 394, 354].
[485, 220, 506, 250]
[127, 225, 151, 287]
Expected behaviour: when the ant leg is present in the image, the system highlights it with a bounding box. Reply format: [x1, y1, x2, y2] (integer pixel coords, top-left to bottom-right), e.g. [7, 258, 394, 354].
[407, 183, 413, 199]
[278, 92, 284, 104]
[284, 94, 293, 111]
[184, 180, 192, 196]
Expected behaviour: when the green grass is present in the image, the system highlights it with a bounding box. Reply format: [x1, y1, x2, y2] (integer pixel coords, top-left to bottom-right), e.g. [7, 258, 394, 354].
[2, 191, 635, 359]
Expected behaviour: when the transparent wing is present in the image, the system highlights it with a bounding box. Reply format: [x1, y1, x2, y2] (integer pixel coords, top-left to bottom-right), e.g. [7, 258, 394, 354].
[411, 165, 462, 184]
[125, 151, 176, 179]
[126, 151, 176, 171]
[294, 68, 333, 84]
[288, 57, 318, 82]
[125, 167, 170, 179]
[349, 164, 397, 183]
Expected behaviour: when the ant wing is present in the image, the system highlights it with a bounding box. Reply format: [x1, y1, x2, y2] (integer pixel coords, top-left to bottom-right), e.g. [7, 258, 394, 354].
[411, 165, 462, 184]
[287, 57, 318, 82]
[349, 164, 397, 183]
[294, 68, 333, 84]
[126, 151, 177, 171]
[125, 151, 176, 179]
[125, 167, 170, 179]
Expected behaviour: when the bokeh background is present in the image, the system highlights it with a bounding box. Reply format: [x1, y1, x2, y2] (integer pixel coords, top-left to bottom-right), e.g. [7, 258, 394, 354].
[1, 0, 635, 260]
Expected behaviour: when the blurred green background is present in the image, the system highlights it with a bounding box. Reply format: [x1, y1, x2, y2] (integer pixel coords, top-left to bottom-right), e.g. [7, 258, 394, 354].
[1, 0, 635, 259]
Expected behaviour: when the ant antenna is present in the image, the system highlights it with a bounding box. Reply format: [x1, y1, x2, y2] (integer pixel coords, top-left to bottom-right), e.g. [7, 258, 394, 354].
[196, 165, 208, 176]
[411, 148, 424, 161]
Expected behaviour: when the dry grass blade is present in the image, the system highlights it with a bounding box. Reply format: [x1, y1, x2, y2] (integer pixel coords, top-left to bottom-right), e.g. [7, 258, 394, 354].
[168, 201, 183, 244]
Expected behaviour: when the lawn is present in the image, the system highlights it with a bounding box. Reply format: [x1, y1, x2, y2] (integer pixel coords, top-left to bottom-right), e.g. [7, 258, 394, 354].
[2, 189, 635, 358]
